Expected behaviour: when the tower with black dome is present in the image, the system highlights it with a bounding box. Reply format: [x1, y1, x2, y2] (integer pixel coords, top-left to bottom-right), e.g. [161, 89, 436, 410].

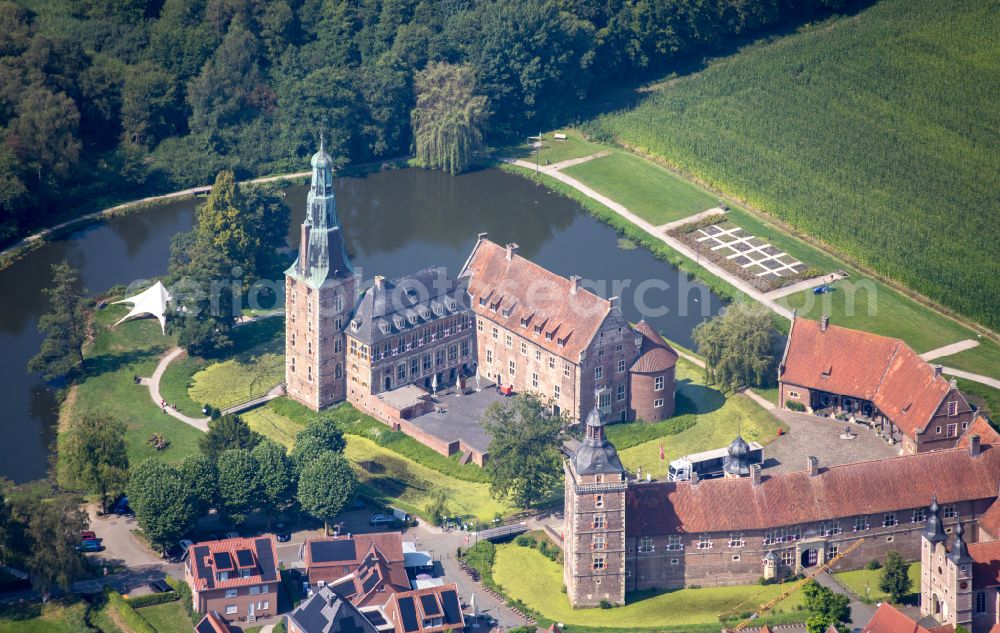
[285, 138, 357, 410]
[564, 402, 627, 608]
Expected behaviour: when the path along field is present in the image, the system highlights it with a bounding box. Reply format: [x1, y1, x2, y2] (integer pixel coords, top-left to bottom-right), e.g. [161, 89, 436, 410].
[584, 0, 1000, 333]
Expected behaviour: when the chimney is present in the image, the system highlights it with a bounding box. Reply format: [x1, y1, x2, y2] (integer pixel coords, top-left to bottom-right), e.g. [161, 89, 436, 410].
[477, 232, 488, 242]
[970, 435, 981, 458]
[505, 242, 519, 261]
[299, 223, 311, 275]
[949, 377, 958, 389]
[374, 275, 385, 290]
[690, 471, 699, 486]
[820, 315, 830, 332]
[570, 275, 581, 295]
[934, 365, 943, 378]
[807, 456, 819, 476]
[750, 464, 762, 487]
[609, 296, 620, 309]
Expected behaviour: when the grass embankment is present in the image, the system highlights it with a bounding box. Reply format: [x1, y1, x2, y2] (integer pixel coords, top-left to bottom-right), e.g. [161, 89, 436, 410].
[492, 544, 805, 628]
[499, 129, 602, 165]
[584, 0, 1000, 334]
[62, 306, 203, 479]
[833, 564, 921, 604]
[562, 151, 719, 225]
[0, 601, 91, 633]
[133, 602, 191, 633]
[612, 359, 785, 475]
[187, 318, 285, 409]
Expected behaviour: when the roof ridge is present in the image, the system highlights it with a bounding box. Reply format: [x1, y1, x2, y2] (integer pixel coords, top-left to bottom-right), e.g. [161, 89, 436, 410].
[487, 239, 611, 308]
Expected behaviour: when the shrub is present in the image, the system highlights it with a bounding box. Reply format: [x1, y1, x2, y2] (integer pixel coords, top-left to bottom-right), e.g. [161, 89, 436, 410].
[165, 576, 198, 625]
[106, 590, 157, 633]
[786, 400, 806, 412]
[866, 559, 882, 570]
[599, 599, 614, 609]
[125, 591, 179, 608]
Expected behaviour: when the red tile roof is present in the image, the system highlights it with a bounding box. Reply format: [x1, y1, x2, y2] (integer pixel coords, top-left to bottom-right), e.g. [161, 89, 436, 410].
[861, 603, 939, 633]
[460, 239, 612, 359]
[627, 443, 1000, 535]
[631, 320, 678, 374]
[970, 541, 1000, 588]
[987, 623, 1000, 633]
[187, 537, 279, 592]
[978, 498, 1000, 540]
[780, 318, 957, 438]
[306, 532, 405, 569]
[327, 544, 411, 608]
[195, 611, 233, 633]
[384, 584, 464, 633]
[958, 414, 1000, 448]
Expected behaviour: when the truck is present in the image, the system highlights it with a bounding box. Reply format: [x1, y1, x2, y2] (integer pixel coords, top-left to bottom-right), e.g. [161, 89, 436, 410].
[667, 442, 763, 482]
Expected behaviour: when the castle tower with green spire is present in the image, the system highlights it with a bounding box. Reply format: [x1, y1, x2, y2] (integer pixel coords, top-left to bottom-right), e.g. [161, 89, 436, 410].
[285, 138, 357, 410]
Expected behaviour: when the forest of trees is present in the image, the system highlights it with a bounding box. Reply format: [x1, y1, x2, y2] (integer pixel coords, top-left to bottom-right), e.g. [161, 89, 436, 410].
[0, 0, 854, 245]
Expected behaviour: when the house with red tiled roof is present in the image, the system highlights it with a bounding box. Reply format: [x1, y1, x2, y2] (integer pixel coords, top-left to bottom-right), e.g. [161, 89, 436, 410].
[184, 536, 281, 622]
[779, 317, 976, 454]
[194, 611, 234, 633]
[304, 533, 407, 590]
[382, 585, 464, 633]
[862, 603, 952, 633]
[563, 403, 1000, 607]
[460, 236, 675, 422]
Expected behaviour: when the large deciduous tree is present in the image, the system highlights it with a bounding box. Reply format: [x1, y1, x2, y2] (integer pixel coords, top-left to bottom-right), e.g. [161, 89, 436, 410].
[297, 452, 356, 534]
[18, 492, 87, 595]
[128, 460, 199, 552]
[199, 415, 262, 461]
[290, 417, 346, 472]
[692, 302, 782, 393]
[60, 414, 129, 513]
[252, 439, 296, 521]
[411, 62, 489, 175]
[27, 261, 89, 382]
[216, 448, 260, 525]
[802, 580, 851, 633]
[482, 393, 563, 508]
[179, 453, 218, 516]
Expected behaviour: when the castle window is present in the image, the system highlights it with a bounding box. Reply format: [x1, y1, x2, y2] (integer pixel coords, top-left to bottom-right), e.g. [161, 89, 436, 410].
[667, 536, 683, 551]
[521, 341, 527, 355]
[505, 333, 512, 348]
[654, 398, 664, 408]
[448, 345, 457, 362]
[492, 326, 498, 340]
[593, 514, 605, 529]
[423, 354, 432, 371]
[821, 521, 842, 536]
[670, 558, 679, 565]
[532, 373, 538, 388]
[976, 591, 987, 613]
[397, 364, 406, 380]
[307, 366, 312, 382]
[885, 536, 894, 543]
[334, 339, 342, 353]
[943, 505, 956, 519]
[307, 301, 312, 313]
[780, 551, 794, 567]
[553, 384, 560, 400]
[411, 357, 419, 376]
[335, 318, 342, 330]
[617, 385, 626, 401]
[853, 516, 870, 532]
[592, 556, 605, 571]
[549, 356, 556, 369]
[595, 367, 603, 380]
[639, 537, 654, 553]
[883, 513, 897, 527]
[948, 401, 958, 416]
[729, 533, 745, 548]
[654, 376, 665, 391]
[912, 508, 926, 523]
[334, 295, 343, 312]
[594, 495, 604, 508]
[486, 349, 493, 364]
[564, 363, 571, 377]
[435, 349, 445, 366]
[308, 341, 312, 355]
[290, 358, 295, 373]
[598, 349, 604, 357]
[477, 319, 484, 332]
[732, 555, 741, 562]
[616, 344, 623, 352]
[946, 423, 957, 438]
[335, 363, 342, 379]
[617, 360, 625, 373]
[508, 360, 516, 376]
[697, 535, 713, 550]
[291, 333, 296, 346]
[826, 543, 839, 559]
[461, 340, 470, 357]
[535, 350, 541, 361]
[593, 536, 606, 550]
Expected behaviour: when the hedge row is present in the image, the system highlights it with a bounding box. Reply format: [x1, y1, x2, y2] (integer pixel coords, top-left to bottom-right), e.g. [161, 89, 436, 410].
[106, 590, 156, 633]
[125, 591, 179, 609]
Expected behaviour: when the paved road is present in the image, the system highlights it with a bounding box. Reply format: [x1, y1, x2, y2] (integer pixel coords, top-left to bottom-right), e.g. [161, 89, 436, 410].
[940, 366, 1000, 389]
[658, 206, 726, 231]
[762, 272, 848, 301]
[815, 571, 877, 633]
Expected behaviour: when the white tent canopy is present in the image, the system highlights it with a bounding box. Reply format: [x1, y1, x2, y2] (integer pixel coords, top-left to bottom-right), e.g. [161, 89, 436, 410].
[113, 281, 171, 334]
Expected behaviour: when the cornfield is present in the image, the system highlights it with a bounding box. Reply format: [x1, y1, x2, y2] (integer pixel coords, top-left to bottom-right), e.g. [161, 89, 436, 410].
[586, 0, 1000, 330]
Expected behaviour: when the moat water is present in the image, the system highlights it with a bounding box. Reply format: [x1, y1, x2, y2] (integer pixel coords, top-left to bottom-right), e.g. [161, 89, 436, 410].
[0, 167, 724, 483]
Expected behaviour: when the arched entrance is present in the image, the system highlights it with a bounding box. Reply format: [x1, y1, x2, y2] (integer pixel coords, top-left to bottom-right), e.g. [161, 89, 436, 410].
[932, 593, 941, 615]
[801, 548, 818, 568]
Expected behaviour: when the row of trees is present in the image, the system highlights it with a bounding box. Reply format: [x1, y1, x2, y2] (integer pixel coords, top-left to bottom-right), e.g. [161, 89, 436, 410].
[0, 0, 856, 245]
[127, 414, 356, 552]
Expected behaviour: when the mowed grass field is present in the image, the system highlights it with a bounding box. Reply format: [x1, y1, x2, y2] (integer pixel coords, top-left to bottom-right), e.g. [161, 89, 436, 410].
[0, 601, 91, 633]
[135, 602, 192, 633]
[492, 544, 805, 626]
[834, 564, 921, 604]
[586, 0, 1000, 332]
[563, 152, 720, 225]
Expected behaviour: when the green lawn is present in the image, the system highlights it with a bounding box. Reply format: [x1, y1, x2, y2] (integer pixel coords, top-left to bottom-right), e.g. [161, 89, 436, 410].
[242, 400, 306, 448]
[935, 339, 1000, 378]
[614, 359, 785, 476]
[585, 0, 1000, 332]
[492, 544, 805, 627]
[0, 601, 90, 633]
[157, 351, 208, 418]
[562, 152, 719, 225]
[345, 435, 515, 522]
[188, 321, 284, 410]
[135, 601, 192, 633]
[955, 379, 1000, 422]
[834, 564, 921, 604]
[501, 129, 605, 165]
[63, 306, 202, 482]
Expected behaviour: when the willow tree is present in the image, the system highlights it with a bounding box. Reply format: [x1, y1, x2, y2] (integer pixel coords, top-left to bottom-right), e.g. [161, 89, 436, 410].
[411, 62, 489, 175]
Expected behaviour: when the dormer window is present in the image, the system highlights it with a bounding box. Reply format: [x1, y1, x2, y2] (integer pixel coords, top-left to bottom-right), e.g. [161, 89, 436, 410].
[445, 298, 457, 311]
[520, 317, 529, 327]
[557, 337, 567, 348]
[534, 324, 543, 334]
[545, 332, 553, 341]
[501, 307, 512, 318]
[393, 315, 405, 329]
[378, 320, 390, 334]
[489, 301, 500, 312]
[479, 297, 487, 306]
[948, 401, 958, 416]
[351, 320, 360, 332]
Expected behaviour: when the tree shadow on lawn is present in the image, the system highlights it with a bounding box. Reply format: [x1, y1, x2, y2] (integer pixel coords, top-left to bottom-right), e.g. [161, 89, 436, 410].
[623, 586, 684, 606]
[675, 380, 725, 416]
[83, 348, 163, 378]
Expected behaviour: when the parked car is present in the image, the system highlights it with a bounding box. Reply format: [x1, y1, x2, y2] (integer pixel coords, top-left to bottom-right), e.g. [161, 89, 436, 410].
[225, 531, 240, 539]
[179, 539, 194, 559]
[275, 524, 291, 542]
[148, 580, 172, 593]
[77, 540, 104, 552]
[113, 496, 132, 515]
[370, 513, 391, 527]
[80, 530, 97, 540]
